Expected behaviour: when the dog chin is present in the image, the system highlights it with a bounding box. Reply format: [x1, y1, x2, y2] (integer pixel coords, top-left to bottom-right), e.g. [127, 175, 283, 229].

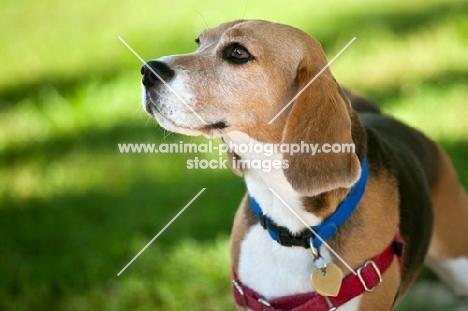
[155, 113, 227, 139]
[152, 114, 202, 136]
[149, 110, 226, 139]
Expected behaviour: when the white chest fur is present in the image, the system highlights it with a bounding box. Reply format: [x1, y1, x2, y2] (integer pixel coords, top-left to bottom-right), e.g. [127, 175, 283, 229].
[224, 131, 322, 232]
[224, 131, 324, 297]
[226, 131, 362, 310]
[238, 225, 316, 298]
[238, 219, 362, 309]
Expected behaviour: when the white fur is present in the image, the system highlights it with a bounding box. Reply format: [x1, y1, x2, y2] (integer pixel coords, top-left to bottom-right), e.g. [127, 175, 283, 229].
[339, 296, 363, 311]
[142, 57, 209, 136]
[224, 131, 322, 233]
[150, 71, 199, 126]
[239, 225, 331, 299]
[427, 257, 468, 296]
[228, 131, 364, 309]
[225, 131, 335, 301]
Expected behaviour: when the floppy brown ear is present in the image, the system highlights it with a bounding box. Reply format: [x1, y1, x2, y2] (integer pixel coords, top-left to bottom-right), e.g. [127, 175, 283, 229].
[281, 62, 361, 197]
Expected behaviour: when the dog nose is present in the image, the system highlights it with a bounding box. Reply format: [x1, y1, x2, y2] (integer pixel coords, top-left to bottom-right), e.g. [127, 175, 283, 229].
[141, 60, 175, 88]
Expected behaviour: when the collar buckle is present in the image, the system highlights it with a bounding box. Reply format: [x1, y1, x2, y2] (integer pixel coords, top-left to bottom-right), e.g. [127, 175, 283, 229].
[276, 228, 312, 248]
[356, 260, 382, 292]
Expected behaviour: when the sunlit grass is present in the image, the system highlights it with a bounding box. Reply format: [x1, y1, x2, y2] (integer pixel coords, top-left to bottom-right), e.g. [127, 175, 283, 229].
[0, 136, 230, 199]
[385, 83, 468, 141]
[335, 17, 468, 87]
[1, 0, 465, 87]
[0, 72, 141, 150]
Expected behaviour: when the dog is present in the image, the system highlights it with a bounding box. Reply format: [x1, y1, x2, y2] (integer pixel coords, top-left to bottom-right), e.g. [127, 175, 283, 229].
[140, 20, 468, 310]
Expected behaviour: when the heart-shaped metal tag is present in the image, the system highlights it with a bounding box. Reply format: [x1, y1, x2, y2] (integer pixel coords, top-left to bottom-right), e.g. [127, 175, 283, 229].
[310, 262, 343, 297]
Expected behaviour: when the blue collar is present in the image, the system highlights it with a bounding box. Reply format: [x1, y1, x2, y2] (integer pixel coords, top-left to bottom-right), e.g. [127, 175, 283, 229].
[250, 157, 369, 249]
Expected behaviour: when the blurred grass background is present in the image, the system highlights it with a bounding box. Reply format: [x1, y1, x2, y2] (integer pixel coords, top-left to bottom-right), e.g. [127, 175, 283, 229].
[1, 0, 467, 310]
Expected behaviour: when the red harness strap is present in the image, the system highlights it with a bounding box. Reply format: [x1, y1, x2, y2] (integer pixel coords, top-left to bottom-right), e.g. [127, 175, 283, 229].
[232, 236, 404, 311]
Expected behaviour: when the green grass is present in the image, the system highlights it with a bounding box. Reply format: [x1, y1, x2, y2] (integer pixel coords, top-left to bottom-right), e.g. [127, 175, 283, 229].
[1, 0, 468, 310]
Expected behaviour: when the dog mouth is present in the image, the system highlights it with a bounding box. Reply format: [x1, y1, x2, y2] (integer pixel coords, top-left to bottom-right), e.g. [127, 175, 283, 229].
[144, 98, 156, 116]
[145, 97, 229, 136]
[202, 121, 228, 130]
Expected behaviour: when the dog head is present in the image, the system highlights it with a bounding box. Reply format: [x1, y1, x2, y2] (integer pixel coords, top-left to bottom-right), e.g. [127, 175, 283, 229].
[142, 20, 361, 196]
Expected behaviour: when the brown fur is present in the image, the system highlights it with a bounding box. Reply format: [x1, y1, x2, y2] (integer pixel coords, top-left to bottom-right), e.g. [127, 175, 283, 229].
[428, 145, 468, 258]
[424, 146, 468, 295]
[142, 19, 468, 310]
[230, 194, 251, 272]
[282, 67, 361, 197]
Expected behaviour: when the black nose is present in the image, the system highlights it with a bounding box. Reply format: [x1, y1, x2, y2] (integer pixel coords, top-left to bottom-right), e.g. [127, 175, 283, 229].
[141, 60, 175, 88]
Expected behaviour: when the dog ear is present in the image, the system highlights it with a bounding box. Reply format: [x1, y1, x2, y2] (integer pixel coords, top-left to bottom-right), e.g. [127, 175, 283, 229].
[281, 60, 361, 197]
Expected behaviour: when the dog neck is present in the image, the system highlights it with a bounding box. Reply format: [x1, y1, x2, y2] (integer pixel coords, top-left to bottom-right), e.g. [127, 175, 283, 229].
[224, 113, 369, 300]
[223, 130, 324, 232]
[224, 131, 327, 299]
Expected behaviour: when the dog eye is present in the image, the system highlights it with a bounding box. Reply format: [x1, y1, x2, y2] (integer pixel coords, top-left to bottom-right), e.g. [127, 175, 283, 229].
[224, 43, 254, 64]
[231, 47, 249, 59]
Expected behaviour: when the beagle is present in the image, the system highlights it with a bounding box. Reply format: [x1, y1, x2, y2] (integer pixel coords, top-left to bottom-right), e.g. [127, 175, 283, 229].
[140, 20, 468, 310]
